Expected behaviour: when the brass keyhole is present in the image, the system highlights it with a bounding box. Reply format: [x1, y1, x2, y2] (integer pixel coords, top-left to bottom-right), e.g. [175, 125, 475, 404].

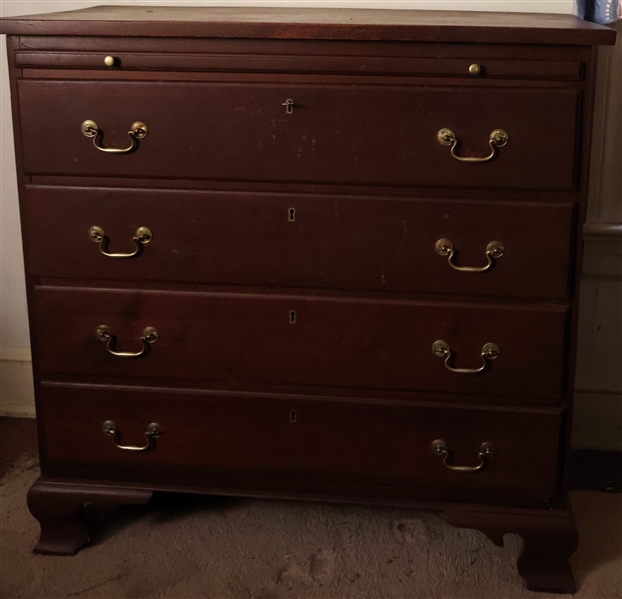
[290, 410, 297, 423]
[283, 99, 295, 114]
[290, 310, 297, 324]
[288, 208, 296, 222]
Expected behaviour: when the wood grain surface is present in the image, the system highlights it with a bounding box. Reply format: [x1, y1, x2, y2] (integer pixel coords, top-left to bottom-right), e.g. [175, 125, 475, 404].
[23, 186, 575, 299]
[38, 382, 563, 499]
[18, 79, 580, 191]
[0, 7, 616, 45]
[32, 284, 568, 400]
[2, 9, 614, 586]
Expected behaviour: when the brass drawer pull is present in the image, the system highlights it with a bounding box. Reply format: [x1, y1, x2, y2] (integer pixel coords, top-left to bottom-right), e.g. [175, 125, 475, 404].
[96, 325, 159, 358]
[430, 439, 496, 472]
[432, 340, 500, 374]
[437, 128, 508, 163]
[81, 119, 148, 153]
[89, 226, 152, 258]
[435, 238, 504, 273]
[102, 420, 163, 452]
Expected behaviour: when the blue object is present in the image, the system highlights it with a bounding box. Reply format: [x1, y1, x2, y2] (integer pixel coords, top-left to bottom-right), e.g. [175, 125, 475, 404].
[576, 0, 621, 24]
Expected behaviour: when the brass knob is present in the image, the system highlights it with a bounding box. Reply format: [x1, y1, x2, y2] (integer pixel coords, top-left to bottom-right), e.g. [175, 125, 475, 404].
[104, 56, 116, 67]
[469, 63, 482, 76]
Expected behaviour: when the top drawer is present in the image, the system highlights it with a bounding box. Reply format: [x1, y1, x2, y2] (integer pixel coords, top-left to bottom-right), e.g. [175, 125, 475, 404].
[15, 50, 584, 81]
[17, 80, 579, 191]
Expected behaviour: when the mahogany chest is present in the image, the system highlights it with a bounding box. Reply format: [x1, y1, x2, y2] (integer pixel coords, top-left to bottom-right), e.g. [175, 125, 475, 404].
[0, 6, 616, 594]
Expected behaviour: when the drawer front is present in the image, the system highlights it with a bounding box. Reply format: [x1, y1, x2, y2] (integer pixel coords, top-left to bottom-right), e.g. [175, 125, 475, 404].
[15, 51, 584, 81]
[39, 383, 563, 498]
[33, 286, 568, 399]
[18, 80, 579, 191]
[25, 187, 574, 299]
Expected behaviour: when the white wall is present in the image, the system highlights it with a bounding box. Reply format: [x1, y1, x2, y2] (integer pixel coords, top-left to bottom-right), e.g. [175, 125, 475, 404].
[5, 1, 619, 452]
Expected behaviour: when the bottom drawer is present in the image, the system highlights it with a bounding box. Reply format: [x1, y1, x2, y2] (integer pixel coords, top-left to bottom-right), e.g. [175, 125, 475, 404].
[39, 383, 563, 500]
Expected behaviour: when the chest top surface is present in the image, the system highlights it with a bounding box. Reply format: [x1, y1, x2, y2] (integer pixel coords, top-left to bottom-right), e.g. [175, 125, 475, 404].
[0, 5, 616, 45]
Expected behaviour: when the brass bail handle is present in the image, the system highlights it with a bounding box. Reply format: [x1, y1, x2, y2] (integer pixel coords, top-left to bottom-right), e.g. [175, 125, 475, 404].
[102, 420, 163, 452]
[81, 120, 148, 154]
[437, 128, 508, 163]
[89, 226, 153, 259]
[435, 239, 505, 273]
[432, 340, 500, 374]
[430, 439, 496, 473]
[96, 325, 159, 358]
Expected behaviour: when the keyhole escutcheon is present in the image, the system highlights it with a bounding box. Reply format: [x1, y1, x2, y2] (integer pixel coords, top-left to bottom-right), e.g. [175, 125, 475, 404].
[288, 208, 296, 222]
[290, 410, 297, 423]
[290, 310, 297, 324]
[283, 99, 295, 114]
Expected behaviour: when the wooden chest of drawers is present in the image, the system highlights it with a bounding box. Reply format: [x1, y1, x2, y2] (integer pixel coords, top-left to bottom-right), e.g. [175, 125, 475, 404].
[1, 7, 615, 594]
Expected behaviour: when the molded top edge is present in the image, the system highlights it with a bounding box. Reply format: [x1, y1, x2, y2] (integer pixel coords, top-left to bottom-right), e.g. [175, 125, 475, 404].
[0, 6, 617, 45]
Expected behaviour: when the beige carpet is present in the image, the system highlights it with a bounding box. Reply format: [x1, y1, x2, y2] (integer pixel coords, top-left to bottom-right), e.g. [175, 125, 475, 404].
[1, 455, 620, 599]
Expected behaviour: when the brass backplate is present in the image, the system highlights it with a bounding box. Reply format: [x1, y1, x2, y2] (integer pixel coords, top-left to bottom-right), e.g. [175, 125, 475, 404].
[435, 238, 453, 256]
[142, 327, 159, 343]
[490, 129, 509, 148]
[89, 225, 106, 242]
[486, 241, 505, 259]
[81, 120, 98, 138]
[432, 340, 450, 357]
[96, 324, 112, 341]
[135, 227, 153, 243]
[437, 129, 456, 147]
[482, 343, 500, 359]
[479, 441, 496, 456]
[102, 420, 117, 435]
[130, 121, 148, 139]
[431, 439, 448, 455]
[147, 423, 163, 438]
